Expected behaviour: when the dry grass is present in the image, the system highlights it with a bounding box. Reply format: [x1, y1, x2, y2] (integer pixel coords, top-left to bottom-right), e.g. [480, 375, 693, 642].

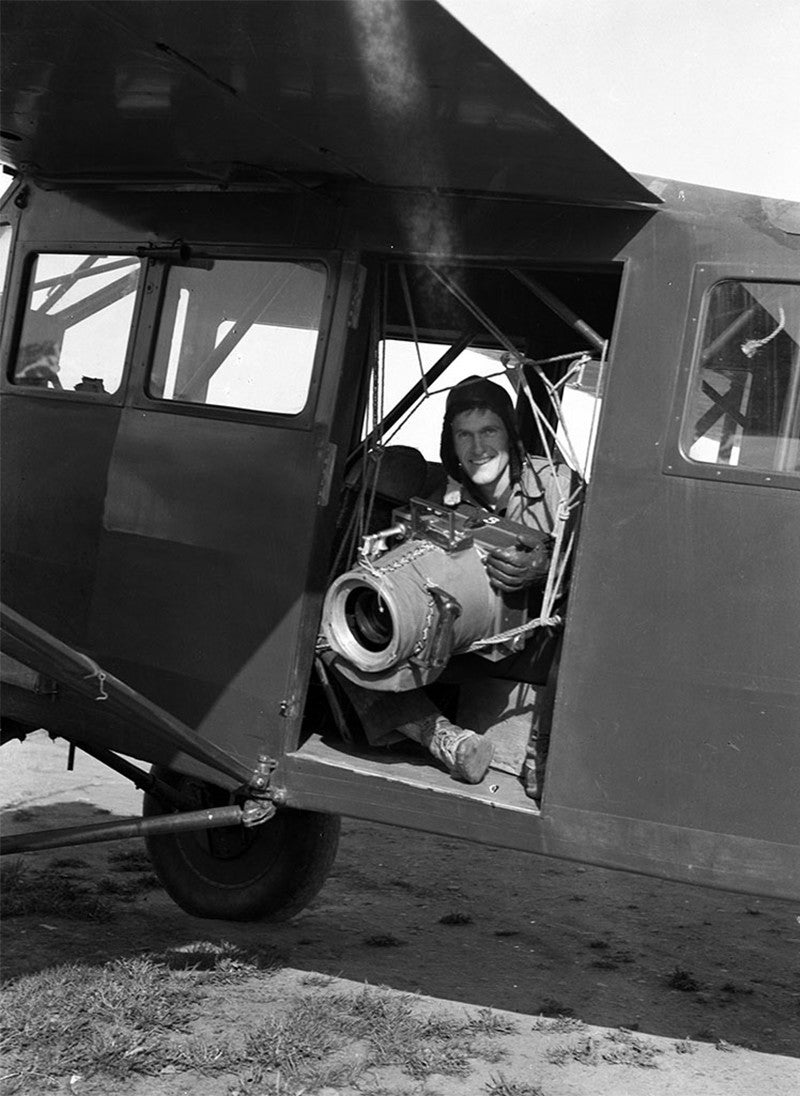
[0, 957, 199, 1092]
[0, 858, 115, 922]
[0, 957, 516, 1095]
[486, 1076, 544, 1096]
[545, 1029, 663, 1069]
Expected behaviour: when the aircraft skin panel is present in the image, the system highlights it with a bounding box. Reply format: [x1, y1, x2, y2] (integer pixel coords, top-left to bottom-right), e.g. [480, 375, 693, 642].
[0, 0, 655, 206]
[543, 212, 800, 853]
[276, 740, 800, 901]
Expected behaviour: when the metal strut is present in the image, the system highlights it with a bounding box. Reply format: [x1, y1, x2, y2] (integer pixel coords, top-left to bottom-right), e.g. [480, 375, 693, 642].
[0, 604, 280, 852]
[0, 602, 260, 790]
[1, 805, 254, 856]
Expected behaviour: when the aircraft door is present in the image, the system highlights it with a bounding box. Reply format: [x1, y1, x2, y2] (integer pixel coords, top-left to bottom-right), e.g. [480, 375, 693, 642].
[1, 251, 145, 647]
[85, 251, 360, 774]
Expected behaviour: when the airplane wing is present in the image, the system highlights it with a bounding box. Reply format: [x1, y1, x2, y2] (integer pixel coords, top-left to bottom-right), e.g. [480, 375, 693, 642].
[0, 0, 656, 206]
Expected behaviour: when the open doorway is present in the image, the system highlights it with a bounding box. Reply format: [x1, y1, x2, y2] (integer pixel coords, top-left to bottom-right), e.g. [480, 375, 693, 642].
[310, 259, 622, 809]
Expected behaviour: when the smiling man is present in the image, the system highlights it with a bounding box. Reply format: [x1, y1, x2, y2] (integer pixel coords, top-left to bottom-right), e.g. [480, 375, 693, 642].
[439, 377, 568, 592]
[452, 406, 511, 497]
[331, 376, 572, 793]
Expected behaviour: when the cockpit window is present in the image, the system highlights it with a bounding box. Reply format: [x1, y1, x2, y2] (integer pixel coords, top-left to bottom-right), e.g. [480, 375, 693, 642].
[11, 253, 142, 395]
[147, 258, 327, 415]
[682, 280, 800, 476]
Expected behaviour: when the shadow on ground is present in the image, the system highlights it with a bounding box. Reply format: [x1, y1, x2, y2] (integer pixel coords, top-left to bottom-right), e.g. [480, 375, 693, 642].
[1, 800, 798, 1058]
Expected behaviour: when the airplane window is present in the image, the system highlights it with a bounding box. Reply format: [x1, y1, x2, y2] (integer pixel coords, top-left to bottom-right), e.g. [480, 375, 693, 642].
[10, 253, 142, 394]
[683, 281, 800, 475]
[0, 224, 11, 313]
[148, 259, 327, 414]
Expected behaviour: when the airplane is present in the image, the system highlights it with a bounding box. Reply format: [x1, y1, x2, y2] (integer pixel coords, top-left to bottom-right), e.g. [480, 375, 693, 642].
[0, 0, 798, 921]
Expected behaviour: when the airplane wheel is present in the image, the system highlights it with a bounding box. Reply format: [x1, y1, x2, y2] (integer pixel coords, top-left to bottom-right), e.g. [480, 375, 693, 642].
[142, 766, 340, 922]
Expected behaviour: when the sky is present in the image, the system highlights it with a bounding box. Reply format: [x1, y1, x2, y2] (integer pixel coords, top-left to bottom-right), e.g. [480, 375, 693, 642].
[1, 0, 797, 202]
[440, 0, 800, 201]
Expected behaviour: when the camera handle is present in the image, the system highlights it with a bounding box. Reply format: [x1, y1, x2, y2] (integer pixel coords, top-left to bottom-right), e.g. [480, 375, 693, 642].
[411, 584, 462, 670]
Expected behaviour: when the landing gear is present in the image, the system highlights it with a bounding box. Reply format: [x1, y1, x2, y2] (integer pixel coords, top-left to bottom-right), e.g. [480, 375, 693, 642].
[142, 766, 340, 921]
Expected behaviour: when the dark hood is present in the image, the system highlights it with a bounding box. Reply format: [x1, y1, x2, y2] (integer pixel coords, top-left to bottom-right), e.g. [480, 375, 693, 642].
[439, 376, 524, 486]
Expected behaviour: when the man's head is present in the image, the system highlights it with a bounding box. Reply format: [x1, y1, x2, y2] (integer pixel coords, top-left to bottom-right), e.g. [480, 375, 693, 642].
[440, 376, 523, 496]
[15, 341, 61, 388]
[451, 407, 510, 496]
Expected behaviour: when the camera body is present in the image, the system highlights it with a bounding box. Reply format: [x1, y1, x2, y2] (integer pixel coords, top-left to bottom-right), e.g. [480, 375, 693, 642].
[321, 499, 550, 691]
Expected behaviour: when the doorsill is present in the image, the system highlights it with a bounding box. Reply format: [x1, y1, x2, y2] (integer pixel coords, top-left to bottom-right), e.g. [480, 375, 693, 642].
[288, 733, 539, 815]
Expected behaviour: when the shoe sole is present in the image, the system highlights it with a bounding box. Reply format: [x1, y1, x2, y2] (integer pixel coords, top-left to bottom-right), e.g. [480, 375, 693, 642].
[453, 735, 493, 784]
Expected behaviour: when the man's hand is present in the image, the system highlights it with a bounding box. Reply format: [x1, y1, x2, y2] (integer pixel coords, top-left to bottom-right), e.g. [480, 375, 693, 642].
[484, 535, 550, 593]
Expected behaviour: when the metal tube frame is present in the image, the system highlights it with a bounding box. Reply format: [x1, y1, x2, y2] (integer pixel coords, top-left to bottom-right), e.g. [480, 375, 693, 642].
[0, 602, 261, 790]
[1, 804, 250, 855]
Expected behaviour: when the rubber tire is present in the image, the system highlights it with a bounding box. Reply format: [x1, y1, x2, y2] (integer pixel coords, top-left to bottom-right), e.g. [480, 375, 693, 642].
[142, 766, 340, 922]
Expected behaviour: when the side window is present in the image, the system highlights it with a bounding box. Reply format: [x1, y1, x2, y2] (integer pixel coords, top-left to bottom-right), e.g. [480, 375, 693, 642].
[148, 259, 327, 415]
[0, 224, 12, 313]
[682, 281, 800, 476]
[11, 253, 142, 394]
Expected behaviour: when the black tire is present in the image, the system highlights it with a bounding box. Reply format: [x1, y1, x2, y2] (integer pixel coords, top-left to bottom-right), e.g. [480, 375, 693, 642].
[142, 765, 340, 922]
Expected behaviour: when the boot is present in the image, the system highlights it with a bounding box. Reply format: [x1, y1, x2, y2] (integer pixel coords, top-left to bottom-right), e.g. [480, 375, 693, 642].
[422, 716, 493, 784]
[522, 757, 542, 802]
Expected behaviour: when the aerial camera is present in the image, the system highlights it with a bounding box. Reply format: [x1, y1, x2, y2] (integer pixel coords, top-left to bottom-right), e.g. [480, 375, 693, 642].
[322, 499, 549, 691]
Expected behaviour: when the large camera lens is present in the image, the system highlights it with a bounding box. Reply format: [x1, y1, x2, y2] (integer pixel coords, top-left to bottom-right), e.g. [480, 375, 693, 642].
[344, 588, 393, 652]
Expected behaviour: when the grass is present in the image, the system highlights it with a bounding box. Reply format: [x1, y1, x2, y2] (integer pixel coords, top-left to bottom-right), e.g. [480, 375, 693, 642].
[546, 1029, 663, 1069]
[486, 1075, 544, 1096]
[223, 986, 511, 1092]
[364, 933, 407, 947]
[0, 849, 162, 923]
[0, 957, 517, 1095]
[720, 981, 754, 996]
[530, 1015, 586, 1034]
[0, 957, 199, 1093]
[106, 848, 153, 873]
[438, 911, 473, 925]
[665, 966, 702, 992]
[97, 874, 161, 898]
[157, 940, 282, 980]
[0, 858, 115, 922]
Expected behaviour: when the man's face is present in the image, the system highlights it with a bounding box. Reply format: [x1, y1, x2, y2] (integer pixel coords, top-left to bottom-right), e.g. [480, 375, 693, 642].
[451, 408, 510, 492]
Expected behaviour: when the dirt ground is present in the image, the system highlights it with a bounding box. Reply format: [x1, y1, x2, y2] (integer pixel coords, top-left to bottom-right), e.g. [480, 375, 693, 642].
[1, 733, 799, 1095]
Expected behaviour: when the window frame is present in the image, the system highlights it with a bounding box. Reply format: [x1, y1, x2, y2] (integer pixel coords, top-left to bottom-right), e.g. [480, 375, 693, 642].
[3, 246, 146, 407]
[0, 219, 16, 330]
[133, 248, 338, 431]
[664, 263, 800, 491]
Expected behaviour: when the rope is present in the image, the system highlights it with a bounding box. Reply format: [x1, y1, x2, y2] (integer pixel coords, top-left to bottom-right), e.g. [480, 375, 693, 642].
[425, 265, 586, 487]
[741, 306, 786, 358]
[345, 267, 598, 654]
[355, 284, 389, 557]
[418, 267, 594, 643]
[465, 613, 562, 653]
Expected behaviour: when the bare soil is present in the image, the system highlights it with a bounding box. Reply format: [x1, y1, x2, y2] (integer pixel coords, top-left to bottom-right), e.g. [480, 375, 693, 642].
[1, 734, 799, 1095]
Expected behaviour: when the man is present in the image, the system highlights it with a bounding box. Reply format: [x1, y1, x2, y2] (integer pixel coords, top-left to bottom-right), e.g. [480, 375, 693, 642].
[335, 376, 570, 791]
[14, 342, 62, 388]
